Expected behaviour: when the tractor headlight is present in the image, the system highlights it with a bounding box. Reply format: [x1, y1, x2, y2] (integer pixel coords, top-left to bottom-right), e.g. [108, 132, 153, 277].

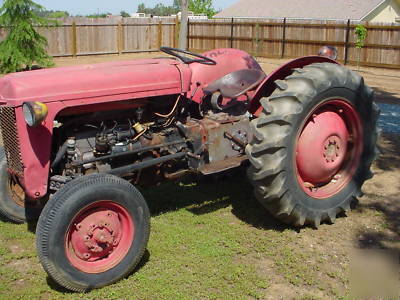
[22, 102, 48, 127]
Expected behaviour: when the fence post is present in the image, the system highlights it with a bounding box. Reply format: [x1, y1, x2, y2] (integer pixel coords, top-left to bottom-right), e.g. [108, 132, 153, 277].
[186, 18, 190, 51]
[174, 16, 179, 49]
[344, 19, 351, 65]
[230, 18, 234, 48]
[158, 20, 163, 49]
[281, 17, 287, 58]
[117, 22, 123, 55]
[72, 21, 77, 57]
[254, 23, 261, 57]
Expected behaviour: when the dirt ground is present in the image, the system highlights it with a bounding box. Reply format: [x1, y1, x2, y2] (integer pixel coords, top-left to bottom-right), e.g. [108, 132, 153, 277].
[0, 53, 398, 299]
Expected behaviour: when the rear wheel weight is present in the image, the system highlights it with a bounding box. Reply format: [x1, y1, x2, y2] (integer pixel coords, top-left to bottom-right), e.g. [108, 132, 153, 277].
[246, 63, 379, 227]
[36, 174, 150, 292]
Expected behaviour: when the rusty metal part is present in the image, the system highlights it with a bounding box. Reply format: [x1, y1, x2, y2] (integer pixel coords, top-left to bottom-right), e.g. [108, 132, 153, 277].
[9, 176, 25, 207]
[72, 140, 187, 166]
[182, 112, 252, 173]
[224, 131, 247, 149]
[106, 152, 186, 176]
[0, 107, 24, 177]
[164, 169, 191, 180]
[199, 155, 247, 175]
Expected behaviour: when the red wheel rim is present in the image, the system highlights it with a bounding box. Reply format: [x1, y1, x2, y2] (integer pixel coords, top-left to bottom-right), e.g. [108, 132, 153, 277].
[296, 99, 363, 199]
[65, 201, 134, 273]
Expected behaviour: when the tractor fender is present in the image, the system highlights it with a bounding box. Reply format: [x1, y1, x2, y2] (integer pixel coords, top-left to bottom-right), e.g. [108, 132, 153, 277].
[248, 56, 339, 116]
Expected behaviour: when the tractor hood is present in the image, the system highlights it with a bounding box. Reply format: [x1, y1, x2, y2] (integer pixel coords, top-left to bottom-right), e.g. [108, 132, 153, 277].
[0, 58, 189, 106]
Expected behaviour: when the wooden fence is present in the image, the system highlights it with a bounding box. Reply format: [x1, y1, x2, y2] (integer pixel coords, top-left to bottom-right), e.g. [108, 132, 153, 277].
[0, 17, 399, 68]
[0, 17, 179, 57]
[189, 18, 400, 69]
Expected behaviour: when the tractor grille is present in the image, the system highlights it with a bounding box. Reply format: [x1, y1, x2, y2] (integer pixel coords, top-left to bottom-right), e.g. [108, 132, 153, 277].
[0, 107, 24, 176]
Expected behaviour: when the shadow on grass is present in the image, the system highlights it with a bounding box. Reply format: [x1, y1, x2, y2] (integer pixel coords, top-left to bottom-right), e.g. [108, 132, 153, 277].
[354, 133, 400, 254]
[141, 168, 292, 233]
[45, 249, 151, 293]
[355, 195, 400, 254]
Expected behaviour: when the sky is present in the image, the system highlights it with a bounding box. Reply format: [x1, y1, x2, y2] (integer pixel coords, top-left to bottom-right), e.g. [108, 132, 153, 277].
[0, 0, 237, 16]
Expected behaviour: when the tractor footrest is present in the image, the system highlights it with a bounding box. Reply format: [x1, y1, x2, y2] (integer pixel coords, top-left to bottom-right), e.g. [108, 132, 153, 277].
[199, 156, 248, 175]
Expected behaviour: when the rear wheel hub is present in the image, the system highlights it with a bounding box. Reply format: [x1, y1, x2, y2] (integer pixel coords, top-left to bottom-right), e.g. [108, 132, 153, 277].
[296, 100, 363, 199]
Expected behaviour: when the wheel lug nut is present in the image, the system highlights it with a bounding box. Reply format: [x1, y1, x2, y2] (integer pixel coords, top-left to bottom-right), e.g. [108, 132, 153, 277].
[84, 235, 90, 241]
[83, 253, 90, 260]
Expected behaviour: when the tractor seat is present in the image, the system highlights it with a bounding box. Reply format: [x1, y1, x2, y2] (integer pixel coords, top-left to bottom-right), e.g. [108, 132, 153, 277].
[203, 69, 266, 99]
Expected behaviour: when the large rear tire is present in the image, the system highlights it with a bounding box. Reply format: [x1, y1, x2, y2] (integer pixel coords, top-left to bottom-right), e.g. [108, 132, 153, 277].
[36, 174, 150, 292]
[246, 63, 379, 227]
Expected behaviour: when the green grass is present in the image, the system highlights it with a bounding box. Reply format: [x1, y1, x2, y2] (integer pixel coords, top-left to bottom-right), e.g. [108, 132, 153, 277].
[0, 173, 357, 299]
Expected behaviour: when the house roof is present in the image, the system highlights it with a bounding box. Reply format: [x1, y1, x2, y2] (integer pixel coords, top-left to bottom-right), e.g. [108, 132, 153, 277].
[215, 0, 386, 20]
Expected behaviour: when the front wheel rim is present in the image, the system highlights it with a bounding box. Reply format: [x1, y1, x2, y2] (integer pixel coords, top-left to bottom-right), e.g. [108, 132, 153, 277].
[8, 176, 25, 208]
[65, 201, 135, 273]
[296, 99, 363, 199]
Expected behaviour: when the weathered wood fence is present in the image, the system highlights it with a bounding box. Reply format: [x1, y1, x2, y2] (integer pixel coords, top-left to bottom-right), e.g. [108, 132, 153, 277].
[0, 17, 399, 68]
[0, 17, 179, 57]
[189, 18, 400, 69]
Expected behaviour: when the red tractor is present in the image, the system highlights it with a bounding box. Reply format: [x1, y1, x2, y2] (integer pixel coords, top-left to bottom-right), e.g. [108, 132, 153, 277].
[0, 47, 378, 291]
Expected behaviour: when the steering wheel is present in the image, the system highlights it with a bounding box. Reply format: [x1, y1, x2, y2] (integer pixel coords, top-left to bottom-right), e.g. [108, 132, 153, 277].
[160, 47, 217, 65]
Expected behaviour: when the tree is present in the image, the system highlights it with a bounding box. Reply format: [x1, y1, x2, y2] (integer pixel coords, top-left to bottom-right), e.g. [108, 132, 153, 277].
[189, 0, 216, 17]
[120, 10, 130, 18]
[354, 24, 367, 71]
[137, 2, 180, 16]
[86, 12, 111, 18]
[173, 0, 181, 11]
[137, 3, 146, 13]
[0, 0, 54, 74]
[47, 11, 69, 18]
[138, 1, 216, 18]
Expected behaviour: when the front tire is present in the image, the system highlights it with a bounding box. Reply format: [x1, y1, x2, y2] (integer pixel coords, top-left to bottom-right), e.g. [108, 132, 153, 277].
[36, 174, 150, 292]
[0, 147, 41, 223]
[246, 63, 379, 227]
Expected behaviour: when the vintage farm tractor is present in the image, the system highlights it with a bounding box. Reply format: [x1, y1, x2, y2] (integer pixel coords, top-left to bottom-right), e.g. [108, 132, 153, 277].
[0, 47, 378, 291]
